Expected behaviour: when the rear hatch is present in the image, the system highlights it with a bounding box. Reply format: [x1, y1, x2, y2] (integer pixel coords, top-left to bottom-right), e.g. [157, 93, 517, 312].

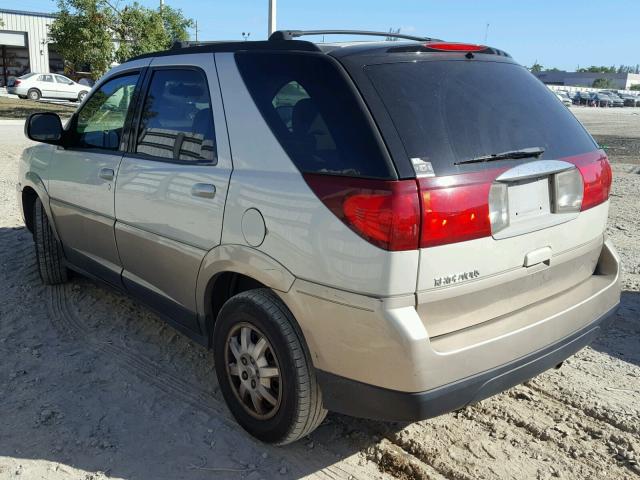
[342, 51, 612, 337]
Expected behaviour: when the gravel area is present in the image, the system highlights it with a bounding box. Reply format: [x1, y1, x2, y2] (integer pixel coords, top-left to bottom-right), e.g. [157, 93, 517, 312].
[0, 107, 639, 480]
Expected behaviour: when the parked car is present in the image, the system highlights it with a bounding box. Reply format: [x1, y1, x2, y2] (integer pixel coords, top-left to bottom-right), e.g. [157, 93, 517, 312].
[619, 93, 640, 107]
[7, 72, 90, 102]
[555, 91, 572, 106]
[590, 92, 613, 107]
[575, 90, 593, 105]
[17, 30, 620, 445]
[601, 91, 625, 107]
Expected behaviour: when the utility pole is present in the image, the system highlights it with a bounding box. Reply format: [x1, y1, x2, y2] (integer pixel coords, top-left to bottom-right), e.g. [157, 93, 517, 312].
[483, 23, 490, 43]
[160, 0, 164, 12]
[195, 20, 198, 42]
[268, 0, 277, 36]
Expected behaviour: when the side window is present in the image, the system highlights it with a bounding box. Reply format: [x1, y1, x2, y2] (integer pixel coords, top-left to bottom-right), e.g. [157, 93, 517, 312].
[235, 52, 393, 178]
[272, 81, 310, 131]
[38, 75, 54, 82]
[136, 69, 216, 163]
[55, 74, 74, 85]
[74, 73, 139, 150]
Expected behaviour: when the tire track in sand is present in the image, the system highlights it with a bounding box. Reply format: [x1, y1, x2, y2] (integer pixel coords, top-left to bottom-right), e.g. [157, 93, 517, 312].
[47, 282, 368, 480]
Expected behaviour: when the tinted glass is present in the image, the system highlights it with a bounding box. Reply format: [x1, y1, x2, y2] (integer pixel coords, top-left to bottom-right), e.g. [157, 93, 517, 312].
[136, 69, 215, 163]
[236, 52, 393, 178]
[366, 60, 597, 175]
[75, 73, 139, 150]
[38, 75, 54, 83]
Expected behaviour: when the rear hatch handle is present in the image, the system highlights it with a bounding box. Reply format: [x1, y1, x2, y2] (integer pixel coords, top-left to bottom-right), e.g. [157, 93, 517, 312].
[524, 246, 552, 267]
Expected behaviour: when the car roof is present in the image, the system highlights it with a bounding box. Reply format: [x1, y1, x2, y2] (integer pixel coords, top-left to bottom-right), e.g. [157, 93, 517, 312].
[127, 29, 512, 64]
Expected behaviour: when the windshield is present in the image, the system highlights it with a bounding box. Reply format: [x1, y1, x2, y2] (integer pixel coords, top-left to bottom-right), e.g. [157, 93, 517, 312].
[364, 60, 597, 175]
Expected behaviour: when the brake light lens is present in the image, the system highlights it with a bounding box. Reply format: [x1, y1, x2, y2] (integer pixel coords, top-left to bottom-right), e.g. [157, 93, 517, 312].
[303, 174, 420, 251]
[418, 169, 503, 248]
[566, 151, 612, 211]
[14, 80, 21, 86]
[303, 151, 610, 251]
[425, 42, 487, 52]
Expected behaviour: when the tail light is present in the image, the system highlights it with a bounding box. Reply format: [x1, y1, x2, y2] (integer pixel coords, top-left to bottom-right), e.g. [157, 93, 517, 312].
[14, 80, 21, 87]
[303, 150, 611, 251]
[303, 174, 420, 251]
[568, 152, 612, 211]
[418, 169, 503, 248]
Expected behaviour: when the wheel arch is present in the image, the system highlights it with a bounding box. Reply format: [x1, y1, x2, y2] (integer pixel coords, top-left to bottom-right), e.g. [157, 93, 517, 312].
[21, 186, 39, 233]
[196, 245, 296, 345]
[20, 176, 60, 240]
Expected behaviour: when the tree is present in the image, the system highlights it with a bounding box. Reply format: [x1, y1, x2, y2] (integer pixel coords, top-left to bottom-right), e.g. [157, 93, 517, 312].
[48, 0, 116, 79]
[49, 0, 192, 79]
[529, 62, 544, 73]
[631, 85, 640, 91]
[592, 78, 616, 89]
[114, 3, 193, 63]
[578, 66, 617, 74]
[545, 67, 561, 72]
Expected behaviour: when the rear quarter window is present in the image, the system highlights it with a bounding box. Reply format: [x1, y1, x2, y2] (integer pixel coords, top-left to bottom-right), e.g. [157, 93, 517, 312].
[235, 52, 395, 179]
[364, 60, 598, 176]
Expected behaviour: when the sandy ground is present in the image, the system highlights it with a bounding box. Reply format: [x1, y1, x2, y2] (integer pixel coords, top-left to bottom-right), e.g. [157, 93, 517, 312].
[0, 107, 639, 480]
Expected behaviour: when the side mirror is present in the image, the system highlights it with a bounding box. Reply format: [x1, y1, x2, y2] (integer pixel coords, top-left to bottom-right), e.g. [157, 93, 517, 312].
[25, 112, 64, 145]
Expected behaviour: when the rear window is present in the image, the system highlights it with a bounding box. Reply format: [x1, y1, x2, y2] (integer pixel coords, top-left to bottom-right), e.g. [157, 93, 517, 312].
[235, 52, 394, 179]
[365, 60, 597, 175]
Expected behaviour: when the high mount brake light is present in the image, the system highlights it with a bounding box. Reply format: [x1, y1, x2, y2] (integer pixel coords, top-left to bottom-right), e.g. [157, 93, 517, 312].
[425, 42, 487, 52]
[303, 151, 611, 251]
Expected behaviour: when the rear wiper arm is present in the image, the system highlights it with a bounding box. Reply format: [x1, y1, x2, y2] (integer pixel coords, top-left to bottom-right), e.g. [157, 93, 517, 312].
[454, 147, 545, 165]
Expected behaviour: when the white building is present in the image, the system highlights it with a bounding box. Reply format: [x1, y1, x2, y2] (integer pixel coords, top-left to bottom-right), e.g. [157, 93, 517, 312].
[0, 8, 63, 87]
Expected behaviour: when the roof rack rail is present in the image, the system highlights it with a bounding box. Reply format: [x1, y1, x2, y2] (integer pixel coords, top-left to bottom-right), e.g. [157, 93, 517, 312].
[269, 29, 437, 43]
[170, 40, 240, 50]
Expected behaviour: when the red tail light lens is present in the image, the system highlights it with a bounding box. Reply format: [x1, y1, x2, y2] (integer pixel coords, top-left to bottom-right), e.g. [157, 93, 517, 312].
[304, 150, 610, 251]
[567, 151, 612, 211]
[14, 80, 21, 86]
[418, 169, 503, 248]
[425, 42, 487, 52]
[303, 174, 420, 251]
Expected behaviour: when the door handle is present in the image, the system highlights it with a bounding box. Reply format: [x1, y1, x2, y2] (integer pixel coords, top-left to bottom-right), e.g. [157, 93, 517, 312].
[191, 183, 216, 199]
[99, 168, 115, 181]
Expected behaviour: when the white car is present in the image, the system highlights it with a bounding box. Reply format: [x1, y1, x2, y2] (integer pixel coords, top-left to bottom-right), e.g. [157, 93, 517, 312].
[8, 72, 90, 102]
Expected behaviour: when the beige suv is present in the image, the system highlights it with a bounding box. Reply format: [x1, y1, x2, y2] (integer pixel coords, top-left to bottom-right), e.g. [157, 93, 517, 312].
[18, 30, 620, 444]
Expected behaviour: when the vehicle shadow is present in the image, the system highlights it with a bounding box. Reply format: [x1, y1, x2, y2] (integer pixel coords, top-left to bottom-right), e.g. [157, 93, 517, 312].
[0, 225, 401, 480]
[590, 290, 640, 368]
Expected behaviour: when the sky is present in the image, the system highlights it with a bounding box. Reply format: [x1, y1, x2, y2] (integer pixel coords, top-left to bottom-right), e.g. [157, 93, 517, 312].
[9, 0, 640, 71]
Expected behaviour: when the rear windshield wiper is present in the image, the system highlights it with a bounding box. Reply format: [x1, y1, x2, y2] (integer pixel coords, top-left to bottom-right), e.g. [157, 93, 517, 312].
[454, 147, 545, 165]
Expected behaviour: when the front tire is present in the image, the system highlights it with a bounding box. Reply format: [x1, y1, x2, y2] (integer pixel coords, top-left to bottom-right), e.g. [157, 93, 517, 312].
[214, 289, 326, 445]
[33, 198, 68, 285]
[27, 89, 41, 101]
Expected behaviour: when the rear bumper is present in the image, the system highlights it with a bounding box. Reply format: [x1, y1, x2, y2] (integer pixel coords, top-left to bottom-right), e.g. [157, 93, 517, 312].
[318, 303, 617, 421]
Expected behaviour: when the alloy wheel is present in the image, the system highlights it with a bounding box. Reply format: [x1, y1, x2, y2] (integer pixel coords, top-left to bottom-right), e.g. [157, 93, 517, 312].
[224, 323, 282, 420]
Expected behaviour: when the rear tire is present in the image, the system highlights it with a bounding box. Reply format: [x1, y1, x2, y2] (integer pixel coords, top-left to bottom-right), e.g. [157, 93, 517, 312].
[27, 89, 41, 101]
[33, 198, 68, 285]
[214, 289, 326, 445]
